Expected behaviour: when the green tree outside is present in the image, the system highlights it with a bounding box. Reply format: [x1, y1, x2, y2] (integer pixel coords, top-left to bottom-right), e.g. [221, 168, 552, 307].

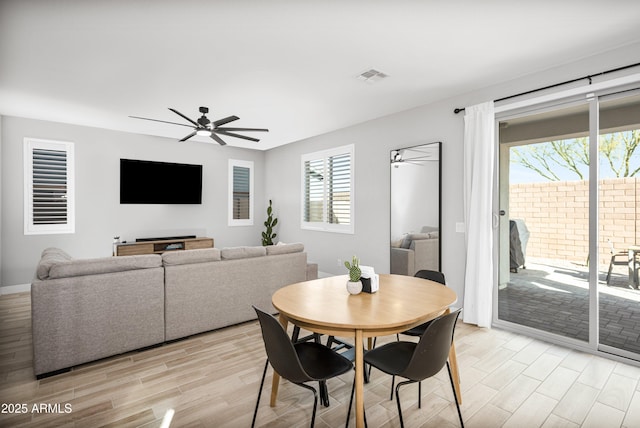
[511, 130, 640, 181]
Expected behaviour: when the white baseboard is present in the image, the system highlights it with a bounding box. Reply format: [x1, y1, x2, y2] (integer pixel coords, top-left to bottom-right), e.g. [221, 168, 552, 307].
[0, 283, 31, 295]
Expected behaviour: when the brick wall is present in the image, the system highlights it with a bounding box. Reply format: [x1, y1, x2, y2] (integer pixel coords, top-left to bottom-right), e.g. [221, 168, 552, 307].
[509, 177, 640, 267]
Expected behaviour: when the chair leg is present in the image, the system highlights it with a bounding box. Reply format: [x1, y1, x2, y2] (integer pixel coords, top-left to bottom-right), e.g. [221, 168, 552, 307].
[418, 381, 421, 408]
[319, 380, 329, 407]
[447, 362, 465, 427]
[292, 325, 322, 344]
[606, 259, 614, 284]
[346, 375, 367, 428]
[395, 379, 415, 428]
[297, 383, 319, 428]
[346, 377, 354, 427]
[251, 360, 269, 428]
[390, 375, 395, 400]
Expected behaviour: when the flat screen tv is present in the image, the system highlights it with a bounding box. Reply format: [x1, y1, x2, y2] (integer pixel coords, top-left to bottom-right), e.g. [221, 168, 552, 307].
[120, 159, 203, 204]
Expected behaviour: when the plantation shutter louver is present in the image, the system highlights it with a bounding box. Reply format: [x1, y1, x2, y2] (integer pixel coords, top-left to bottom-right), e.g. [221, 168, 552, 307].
[302, 145, 354, 233]
[24, 138, 75, 235]
[327, 152, 351, 225]
[304, 158, 325, 223]
[228, 159, 254, 226]
[233, 165, 250, 220]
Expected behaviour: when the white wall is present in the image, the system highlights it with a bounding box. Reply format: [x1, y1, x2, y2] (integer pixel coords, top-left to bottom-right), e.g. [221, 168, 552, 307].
[265, 42, 640, 303]
[0, 116, 266, 286]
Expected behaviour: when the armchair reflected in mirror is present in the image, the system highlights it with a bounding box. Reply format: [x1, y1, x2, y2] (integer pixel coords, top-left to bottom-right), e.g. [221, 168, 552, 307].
[390, 142, 442, 276]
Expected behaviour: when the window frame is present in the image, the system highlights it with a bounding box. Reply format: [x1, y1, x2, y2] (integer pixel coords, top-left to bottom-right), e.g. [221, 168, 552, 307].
[228, 159, 254, 226]
[301, 144, 355, 234]
[23, 137, 75, 235]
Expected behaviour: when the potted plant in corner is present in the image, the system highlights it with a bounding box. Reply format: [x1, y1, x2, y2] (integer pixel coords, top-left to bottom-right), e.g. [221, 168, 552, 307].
[344, 255, 362, 294]
[262, 199, 278, 246]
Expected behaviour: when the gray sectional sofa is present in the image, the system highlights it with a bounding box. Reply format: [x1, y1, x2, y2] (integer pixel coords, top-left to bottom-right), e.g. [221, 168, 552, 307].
[390, 230, 439, 276]
[31, 243, 315, 377]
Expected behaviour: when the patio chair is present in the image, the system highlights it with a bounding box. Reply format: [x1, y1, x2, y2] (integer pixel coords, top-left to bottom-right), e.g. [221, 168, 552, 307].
[606, 240, 637, 285]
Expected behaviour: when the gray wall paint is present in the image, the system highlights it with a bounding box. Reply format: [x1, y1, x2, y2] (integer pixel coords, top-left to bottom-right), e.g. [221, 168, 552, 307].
[1, 116, 265, 286]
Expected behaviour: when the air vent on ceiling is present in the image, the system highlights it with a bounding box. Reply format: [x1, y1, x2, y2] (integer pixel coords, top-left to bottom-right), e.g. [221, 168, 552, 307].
[357, 68, 388, 83]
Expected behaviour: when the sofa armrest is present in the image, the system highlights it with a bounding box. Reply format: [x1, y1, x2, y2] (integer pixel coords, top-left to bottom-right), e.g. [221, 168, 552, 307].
[306, 262, 318, 280]
[411, 238, 439, 272]
[391, 247, 414, 275]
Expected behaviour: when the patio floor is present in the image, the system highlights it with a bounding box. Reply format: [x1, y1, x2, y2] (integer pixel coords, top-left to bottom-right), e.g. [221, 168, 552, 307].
[498, 257, 640, 356]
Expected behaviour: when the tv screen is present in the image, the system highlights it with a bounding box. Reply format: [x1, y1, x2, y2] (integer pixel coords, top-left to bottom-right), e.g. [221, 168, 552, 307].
[120, 159, 203, 204]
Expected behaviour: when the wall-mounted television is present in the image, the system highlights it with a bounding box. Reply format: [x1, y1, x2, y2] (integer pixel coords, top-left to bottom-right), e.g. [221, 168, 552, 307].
[120, 159, 203, 204]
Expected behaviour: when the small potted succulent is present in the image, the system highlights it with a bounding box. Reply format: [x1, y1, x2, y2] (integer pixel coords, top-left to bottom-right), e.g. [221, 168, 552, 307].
[344, 255, 362, 294]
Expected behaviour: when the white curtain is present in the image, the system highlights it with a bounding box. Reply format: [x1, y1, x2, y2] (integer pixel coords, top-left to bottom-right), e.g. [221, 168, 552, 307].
[462, 101, 495, 328]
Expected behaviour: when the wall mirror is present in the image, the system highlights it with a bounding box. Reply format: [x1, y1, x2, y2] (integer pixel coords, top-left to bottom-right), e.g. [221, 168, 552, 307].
[390, 142, 442, 276]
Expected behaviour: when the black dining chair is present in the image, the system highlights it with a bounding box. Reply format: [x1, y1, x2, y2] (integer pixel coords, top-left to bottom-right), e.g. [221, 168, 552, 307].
[383, 270, 448, 400]
[291, 326, 365, 407]
[351, 309, 464, 428]
[252, 306, 354, 428]
[398, 270, 446, 340]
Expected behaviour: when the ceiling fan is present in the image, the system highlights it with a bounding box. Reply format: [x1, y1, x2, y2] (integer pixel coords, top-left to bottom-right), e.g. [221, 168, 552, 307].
[129, 106, 268, 146]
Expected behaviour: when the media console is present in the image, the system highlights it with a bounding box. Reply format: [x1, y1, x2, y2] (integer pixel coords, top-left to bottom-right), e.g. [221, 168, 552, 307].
[115, 237, 214, 256]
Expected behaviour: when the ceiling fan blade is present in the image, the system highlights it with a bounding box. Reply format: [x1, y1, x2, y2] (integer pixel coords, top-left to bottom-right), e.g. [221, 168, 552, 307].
[215, 130, 260, 142]
[179, 131, 197, 142]
[216, 127, 269, 132]
[129, 116, 194, 128]
[213, 115, 239, 127]
[169, 108, 199, 127]
[210, 133, 227, 146]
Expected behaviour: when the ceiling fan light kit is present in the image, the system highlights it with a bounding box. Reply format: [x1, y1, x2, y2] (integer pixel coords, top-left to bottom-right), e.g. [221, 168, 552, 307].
[129, 106, 268, 146]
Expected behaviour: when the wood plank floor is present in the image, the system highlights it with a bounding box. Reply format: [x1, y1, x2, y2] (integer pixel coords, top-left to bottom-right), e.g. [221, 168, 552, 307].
[1, 291, 640, 427]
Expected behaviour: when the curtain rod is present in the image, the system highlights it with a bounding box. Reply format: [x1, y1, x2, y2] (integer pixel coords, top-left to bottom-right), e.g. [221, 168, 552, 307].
[453, 62, 640, 114]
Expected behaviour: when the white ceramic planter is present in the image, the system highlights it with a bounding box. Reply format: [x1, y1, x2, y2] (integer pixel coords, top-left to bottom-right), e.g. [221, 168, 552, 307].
[346, 280, 362, 295]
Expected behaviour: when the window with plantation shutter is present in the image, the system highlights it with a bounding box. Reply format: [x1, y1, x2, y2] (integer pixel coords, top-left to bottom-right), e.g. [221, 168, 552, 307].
[24, 138, 75, 235]
[301, 144, 354, 234]
[228, 159, 254, 226]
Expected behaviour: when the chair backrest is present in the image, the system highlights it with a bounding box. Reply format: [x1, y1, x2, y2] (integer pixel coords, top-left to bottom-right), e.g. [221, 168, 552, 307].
[414, 269, 446, 285]
[253, 306, 312, 384]
[399, 308, 461, 381]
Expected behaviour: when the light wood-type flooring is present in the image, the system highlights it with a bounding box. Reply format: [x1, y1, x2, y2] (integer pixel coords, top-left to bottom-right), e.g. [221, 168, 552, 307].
[2, 291, 640, 427]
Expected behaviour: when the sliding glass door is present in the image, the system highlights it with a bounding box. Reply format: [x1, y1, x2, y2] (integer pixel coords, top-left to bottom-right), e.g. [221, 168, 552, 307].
[497, 101, 591, 342]
[496, 88, 640, 361]
[597, 91, 640, 358]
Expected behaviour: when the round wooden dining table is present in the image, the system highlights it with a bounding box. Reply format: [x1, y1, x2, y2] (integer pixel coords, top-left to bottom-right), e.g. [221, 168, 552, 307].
[270, 274, 460, 428]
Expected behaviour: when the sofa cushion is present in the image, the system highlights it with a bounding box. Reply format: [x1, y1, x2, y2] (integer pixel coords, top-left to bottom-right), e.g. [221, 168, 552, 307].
[36, 247, 73, 280]
[400, 232, 437, 249]
[266, 242, 304, 255]
[221, 246, 266, 260]
[162, 248, 221, 266]
[47, 255, 162, 279]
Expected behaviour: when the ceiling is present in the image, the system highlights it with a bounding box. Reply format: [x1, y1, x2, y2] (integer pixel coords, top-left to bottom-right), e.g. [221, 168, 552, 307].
[1, 1, 640, 150]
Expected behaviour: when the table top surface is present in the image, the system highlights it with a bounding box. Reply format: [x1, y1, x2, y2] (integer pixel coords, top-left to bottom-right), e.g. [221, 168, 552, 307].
[272, 274, 457, 333]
